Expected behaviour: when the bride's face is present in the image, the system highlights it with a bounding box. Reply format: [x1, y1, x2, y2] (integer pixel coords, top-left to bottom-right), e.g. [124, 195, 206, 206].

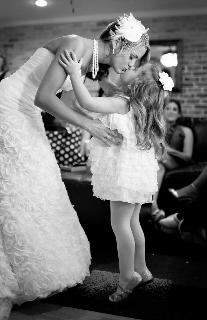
[110, 45, 147, 74]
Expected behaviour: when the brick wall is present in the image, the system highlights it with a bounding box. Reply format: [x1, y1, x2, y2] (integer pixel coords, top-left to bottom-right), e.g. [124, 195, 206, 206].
[0, 14, 207, 116]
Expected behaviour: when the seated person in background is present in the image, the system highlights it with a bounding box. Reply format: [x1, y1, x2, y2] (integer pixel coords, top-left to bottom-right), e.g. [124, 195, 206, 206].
[159, 199, 207, 248]
[168, 164, 207, 203]
[150, 99, 194, 223]
[159, 164, 207, 245]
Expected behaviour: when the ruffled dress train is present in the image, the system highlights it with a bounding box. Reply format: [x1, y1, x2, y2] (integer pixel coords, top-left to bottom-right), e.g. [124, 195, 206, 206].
[0, 48, 91, 304]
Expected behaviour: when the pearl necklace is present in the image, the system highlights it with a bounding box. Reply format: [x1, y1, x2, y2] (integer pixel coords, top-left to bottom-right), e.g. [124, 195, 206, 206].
[92, 39, 99, 79]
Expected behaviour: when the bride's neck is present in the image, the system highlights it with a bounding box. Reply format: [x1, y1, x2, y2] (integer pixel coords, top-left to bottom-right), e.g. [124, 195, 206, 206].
[97, 40, 111, 64]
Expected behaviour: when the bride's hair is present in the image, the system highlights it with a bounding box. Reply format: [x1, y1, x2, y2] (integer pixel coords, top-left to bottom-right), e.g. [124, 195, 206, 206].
[99, 15, 150, 67]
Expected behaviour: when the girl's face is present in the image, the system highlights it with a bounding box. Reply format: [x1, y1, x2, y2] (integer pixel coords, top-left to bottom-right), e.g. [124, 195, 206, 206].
[120, 62, 152, 85]
[164, 101, 180, 122]
[110, 45, 147, 74]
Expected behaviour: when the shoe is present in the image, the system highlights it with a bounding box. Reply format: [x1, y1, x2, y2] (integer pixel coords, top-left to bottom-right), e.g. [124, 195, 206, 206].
[159, 213, 180, 229]
[151, 209, 165, 223]
[140, 268, 154, 285]
[160, 225, 178, 234]
[109, 272, 142, 303]
[169, 184, 198, 205]
[158, 213, 181, 234]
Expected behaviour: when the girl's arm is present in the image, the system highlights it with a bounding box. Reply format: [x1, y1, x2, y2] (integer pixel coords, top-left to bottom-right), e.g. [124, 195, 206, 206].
[59, 50, 128, 115]
[35, 38, 122, 146]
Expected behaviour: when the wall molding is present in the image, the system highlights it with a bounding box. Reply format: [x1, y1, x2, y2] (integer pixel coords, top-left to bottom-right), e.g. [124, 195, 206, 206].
[1, 7, 207, 28]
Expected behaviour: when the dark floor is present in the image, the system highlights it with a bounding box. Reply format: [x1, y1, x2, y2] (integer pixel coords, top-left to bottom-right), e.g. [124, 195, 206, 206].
[47, 176, 207, 319]
[91, 231, 207, 289]
[11, 303, 138, 320]
[12, 210, 207, 320]
[81, 221, 207, 319]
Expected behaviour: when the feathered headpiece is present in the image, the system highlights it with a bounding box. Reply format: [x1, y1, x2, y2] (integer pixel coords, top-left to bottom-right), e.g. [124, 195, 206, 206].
[110, 13, 150, 49]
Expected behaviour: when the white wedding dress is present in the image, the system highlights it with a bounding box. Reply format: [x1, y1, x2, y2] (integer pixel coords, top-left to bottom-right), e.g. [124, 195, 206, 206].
[0, 48, 91, 304]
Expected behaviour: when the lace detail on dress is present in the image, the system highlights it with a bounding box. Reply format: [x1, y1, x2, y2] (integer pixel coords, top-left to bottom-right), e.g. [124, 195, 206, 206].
[0, 115, 91, 304]
[0, 47, 91, 304]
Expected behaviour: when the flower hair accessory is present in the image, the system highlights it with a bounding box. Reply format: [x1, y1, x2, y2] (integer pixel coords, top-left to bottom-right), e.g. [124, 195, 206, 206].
[158, 71, 174, 91]
[110, 13, 149, 49]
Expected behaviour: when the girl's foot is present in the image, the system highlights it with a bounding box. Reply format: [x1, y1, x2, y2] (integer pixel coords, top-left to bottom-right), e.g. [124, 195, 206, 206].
[139, 268, 154, 285]
[0, 299, 12, 320]
[109, 272, 142, 303]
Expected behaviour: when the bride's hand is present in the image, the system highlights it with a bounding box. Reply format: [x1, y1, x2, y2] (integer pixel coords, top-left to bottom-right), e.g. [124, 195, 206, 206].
[87, 119, 123, 146]
[79, 130, 91, 157]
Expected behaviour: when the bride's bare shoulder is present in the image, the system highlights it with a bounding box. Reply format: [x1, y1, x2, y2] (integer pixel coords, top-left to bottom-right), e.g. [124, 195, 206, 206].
[60, 35, 84, 46]
[44, 35, 85, 54]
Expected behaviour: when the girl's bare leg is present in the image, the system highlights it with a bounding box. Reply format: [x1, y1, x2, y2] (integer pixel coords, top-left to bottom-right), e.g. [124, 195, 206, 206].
[130, 203, 147, 273]
[110, 201, 136, 285]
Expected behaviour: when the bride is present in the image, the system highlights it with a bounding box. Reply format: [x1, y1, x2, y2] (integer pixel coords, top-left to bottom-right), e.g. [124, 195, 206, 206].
[0, 13, 150, 319]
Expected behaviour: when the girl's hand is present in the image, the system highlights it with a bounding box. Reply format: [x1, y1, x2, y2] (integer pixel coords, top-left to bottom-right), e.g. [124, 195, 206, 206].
[59, 50, 82, 76]
[88, 119, 123, 146]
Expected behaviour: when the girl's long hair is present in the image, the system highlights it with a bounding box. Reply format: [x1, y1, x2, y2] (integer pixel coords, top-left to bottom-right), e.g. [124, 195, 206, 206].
[129, 64, 167, 158]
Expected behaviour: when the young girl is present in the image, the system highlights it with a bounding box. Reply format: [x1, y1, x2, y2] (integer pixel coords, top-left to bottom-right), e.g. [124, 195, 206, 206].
[59, 51, 174, 302]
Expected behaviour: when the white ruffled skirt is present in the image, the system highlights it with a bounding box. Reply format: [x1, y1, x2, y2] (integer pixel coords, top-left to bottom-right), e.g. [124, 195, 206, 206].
[89, 138, 159, 204]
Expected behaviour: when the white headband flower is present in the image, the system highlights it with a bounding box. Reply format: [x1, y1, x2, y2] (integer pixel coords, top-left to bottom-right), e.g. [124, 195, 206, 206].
[110, 13, 149, 44]
[159, 71, 174, 91]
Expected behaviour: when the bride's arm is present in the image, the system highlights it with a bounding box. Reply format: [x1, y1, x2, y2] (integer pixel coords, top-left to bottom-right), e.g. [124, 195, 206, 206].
[35, 38, 122, 145]
[60, 90, 94, 119]
[35, 37, 86, 123]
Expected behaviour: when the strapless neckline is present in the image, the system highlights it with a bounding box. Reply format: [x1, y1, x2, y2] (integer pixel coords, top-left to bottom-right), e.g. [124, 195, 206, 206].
[37, 47, 55, 57]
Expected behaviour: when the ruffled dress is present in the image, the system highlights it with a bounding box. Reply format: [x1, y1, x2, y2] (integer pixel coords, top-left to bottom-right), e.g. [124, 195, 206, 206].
[0, 48, 91, 304]
[89, 106, 159, 204]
